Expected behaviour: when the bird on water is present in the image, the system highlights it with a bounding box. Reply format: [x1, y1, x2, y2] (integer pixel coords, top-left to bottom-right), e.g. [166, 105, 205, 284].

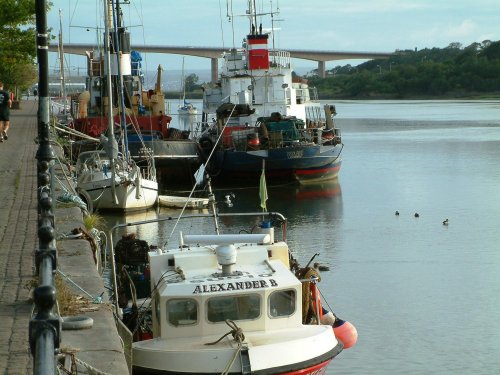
[414, 213, 420, 218]
[443, 219, 449, 225]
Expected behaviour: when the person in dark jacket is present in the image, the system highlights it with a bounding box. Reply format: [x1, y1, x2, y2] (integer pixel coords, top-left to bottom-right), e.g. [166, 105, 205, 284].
[0, 82, 12, 142]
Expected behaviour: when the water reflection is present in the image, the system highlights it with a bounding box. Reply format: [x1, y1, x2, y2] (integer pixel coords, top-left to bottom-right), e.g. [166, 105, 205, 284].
[104, 179, 343, 252]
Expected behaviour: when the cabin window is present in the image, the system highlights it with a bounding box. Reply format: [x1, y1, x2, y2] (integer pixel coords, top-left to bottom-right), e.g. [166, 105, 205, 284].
[167, 298, 198, 326]
[207, 295, 260, 323]
[269, 289, 296, 318]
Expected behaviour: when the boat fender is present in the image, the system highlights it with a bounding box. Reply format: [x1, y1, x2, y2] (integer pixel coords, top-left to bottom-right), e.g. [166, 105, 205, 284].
[61, 315, 94, 330]
[320, 308, 336, 325]
[333, 318, 358, 349]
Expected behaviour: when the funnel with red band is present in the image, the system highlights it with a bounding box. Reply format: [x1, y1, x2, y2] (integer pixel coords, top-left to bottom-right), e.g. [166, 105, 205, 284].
[247, 34, 270, 70]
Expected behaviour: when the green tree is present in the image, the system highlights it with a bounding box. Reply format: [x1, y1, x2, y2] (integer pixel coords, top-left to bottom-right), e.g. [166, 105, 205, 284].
[0, 0, 38, 97]
[184, 73, 199, 92]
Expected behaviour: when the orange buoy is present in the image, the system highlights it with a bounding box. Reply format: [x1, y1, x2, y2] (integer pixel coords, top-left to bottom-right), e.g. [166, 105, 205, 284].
[333, 318, 358, 349]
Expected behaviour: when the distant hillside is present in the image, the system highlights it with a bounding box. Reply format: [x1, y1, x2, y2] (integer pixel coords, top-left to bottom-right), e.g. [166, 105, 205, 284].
[306, 41, 500, 99]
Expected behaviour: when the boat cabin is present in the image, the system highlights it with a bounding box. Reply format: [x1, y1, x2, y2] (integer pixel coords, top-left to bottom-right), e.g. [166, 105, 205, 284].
[148, 232, 305, 339]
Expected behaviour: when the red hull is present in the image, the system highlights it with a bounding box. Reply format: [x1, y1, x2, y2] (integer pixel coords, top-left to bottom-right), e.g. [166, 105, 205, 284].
[71, 114, 171, 138]
[279, 358, 332, 375]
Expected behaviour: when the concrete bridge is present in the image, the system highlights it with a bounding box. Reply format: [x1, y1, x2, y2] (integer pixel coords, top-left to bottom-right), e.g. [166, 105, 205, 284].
[51, 43, 392, 80]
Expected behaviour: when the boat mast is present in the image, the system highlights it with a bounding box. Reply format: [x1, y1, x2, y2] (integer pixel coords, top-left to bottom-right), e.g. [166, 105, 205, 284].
[180, 56, 185, 105]
[110, 0, 130, 160]
[58, 9, 67, 113]
[104, 0, 119, 204]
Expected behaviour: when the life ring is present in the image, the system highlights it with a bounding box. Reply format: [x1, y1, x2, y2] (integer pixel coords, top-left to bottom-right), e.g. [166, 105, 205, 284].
[61, 315, 94, 330]
[310, 283, 323, 322]
[76, 187, 94, 213]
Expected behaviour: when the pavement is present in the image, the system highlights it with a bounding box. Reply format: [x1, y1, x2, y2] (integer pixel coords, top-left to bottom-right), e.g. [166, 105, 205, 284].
[0, 100, 129, 374]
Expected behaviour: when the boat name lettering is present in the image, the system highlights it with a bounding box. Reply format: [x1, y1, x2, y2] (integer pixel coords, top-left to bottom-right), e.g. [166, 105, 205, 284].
[287, 150, 304, 159]
[192, 279, 278, 294]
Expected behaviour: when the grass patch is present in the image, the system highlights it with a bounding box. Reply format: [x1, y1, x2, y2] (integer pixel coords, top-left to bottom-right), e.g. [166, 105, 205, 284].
[83, 212, 106, 231]
[24, 275, 92, 316]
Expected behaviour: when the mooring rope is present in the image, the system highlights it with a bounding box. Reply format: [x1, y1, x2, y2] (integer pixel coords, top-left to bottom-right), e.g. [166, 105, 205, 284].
[58, 349, 113, 375]
[205, 319, 246, 375]
[56, 269, 103, 304]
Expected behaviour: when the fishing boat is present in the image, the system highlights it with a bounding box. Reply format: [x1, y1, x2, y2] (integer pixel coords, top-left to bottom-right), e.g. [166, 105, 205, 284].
[75, 0, 158, 212]
[68, 0, 200, 182]
[109, 173, 357, 374]
[199, 1, 342, 184]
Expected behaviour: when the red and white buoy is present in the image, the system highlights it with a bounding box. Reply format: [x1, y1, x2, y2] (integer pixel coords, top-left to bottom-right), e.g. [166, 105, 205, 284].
[333, 318, 358, 349]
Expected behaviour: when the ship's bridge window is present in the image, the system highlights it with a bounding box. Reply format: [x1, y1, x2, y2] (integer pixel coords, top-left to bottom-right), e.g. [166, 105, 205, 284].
[207, 295, 260, 323]
[167, 298, 198, 326]
[269, 289, 296, 318]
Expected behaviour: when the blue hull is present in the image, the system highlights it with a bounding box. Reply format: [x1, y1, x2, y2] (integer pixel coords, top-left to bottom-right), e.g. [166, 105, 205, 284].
[208, 144, 342, 183]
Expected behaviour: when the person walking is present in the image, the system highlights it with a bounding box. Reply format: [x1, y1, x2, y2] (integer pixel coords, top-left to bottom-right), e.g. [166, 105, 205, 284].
[0, 82, 12, 142]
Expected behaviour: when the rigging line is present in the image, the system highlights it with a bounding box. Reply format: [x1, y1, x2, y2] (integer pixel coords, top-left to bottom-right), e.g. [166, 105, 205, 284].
[135, 0, 149, 77]
[230, 0, 236, 50]
[163, 104, 239, 248]
[69, 0, 80, 29]
[218, 0, 225, 49]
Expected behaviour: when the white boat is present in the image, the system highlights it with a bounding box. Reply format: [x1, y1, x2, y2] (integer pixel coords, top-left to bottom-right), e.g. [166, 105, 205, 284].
[76, 149, 158, 211]
[75, 0, 158, 212]
[199, 1, 342, 183]
[178, 57, 198, 116]
[178, 100, 198, 116]
[110, 180, 357, 374]
[158, 195, 208, 209]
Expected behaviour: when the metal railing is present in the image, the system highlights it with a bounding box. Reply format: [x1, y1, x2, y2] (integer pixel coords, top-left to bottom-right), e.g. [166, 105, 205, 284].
[29, 1, 61, 373]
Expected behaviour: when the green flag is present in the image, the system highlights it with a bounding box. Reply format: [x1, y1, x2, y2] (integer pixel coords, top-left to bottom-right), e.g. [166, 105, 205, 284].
[259, 164, 268, 211]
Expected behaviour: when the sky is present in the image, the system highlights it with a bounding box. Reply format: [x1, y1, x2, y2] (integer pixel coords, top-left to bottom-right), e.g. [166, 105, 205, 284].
[46, 0, 500, 77]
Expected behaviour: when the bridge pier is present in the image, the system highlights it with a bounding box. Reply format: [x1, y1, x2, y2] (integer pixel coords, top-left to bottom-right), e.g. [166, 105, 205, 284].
[211, 58, 219, 83]
[318, 61, 326, 78]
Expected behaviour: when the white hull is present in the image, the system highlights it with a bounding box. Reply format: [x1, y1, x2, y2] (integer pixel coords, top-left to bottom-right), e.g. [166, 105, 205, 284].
[178, 107, 198, 116]
[79, 176, 157, 211]
[76, 151, 158, 211]
[158, 195, 208, 209]
[133, 325, 340, 374]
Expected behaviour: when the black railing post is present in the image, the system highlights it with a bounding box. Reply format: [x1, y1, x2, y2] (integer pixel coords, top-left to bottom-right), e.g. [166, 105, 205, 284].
[30, 1, 61, 373]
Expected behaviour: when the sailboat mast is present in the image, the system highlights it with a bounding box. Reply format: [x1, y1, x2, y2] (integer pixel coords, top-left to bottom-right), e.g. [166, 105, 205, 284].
[103, 0, 119, 204]
[103, 0, 114, 139]
[111, 0, 130, 160]
[58, 9, 67, 111]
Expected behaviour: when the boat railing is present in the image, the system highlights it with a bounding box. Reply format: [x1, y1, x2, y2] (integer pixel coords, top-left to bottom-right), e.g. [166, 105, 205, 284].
[309, 87, 319, 101]
[269, 50, 291, 69]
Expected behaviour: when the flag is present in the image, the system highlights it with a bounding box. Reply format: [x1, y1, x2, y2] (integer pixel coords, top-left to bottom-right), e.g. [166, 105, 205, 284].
[194, 164, 206, 186]
[259, 162, 268, 211]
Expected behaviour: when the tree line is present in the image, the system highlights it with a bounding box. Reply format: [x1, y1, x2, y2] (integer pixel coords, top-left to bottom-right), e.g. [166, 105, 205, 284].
[306, 41, 500, 99]
[0, 0, 38, 99]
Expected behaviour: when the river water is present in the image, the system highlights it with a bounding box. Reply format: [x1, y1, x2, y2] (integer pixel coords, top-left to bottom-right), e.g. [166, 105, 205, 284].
[104, 100, 500, 374]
